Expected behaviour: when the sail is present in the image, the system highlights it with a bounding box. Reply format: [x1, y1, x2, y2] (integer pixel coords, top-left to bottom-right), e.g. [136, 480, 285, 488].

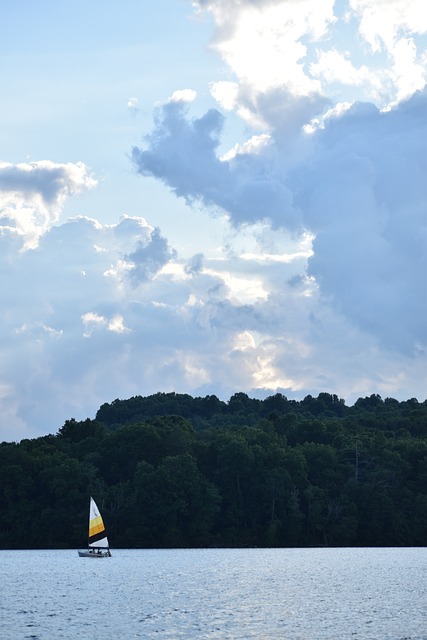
[88, 497, 109, 548]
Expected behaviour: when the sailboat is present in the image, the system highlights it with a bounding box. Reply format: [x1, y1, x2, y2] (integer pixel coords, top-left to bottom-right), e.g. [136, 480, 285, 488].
[78, 496, 112, 558]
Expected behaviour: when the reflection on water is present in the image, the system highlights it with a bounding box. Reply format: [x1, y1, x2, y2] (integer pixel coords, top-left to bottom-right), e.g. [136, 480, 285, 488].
[1, 547, 426, 639]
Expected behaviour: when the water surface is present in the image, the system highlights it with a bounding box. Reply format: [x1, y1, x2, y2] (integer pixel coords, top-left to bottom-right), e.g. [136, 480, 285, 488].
[1, 547, 426, 639]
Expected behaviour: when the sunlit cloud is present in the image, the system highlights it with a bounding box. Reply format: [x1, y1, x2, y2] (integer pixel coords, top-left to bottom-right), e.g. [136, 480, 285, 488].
[197, 0, 427, 110]
[168, 89, 198, 103]
[0, 160, 96, 249]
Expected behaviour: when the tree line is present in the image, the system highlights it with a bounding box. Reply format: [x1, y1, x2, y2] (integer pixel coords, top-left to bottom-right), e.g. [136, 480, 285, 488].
[0, 392, 426, 549]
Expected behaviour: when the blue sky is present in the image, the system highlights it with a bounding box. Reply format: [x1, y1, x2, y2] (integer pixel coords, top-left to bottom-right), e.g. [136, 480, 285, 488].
[1, 1, 219, 231]
[1, 0, 426, 441]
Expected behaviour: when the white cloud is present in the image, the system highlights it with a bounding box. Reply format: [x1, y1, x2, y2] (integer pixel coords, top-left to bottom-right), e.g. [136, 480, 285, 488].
[221, 133, 271, 161]
[349, 0, 427, 102]
[196, 0, 426, 111]
[210, 81, 239, 111]
[108, 315, 130, 334]
[309, 49, 372, 86]
[350, 0, 427, 53]
[81, 312, 130, 336]
[391, 37, 426, 101]
[168, 89, 198, 104]
[82, 312, 107, 337]
[127, 97, 140, 112]
[198, 0, 335, 94]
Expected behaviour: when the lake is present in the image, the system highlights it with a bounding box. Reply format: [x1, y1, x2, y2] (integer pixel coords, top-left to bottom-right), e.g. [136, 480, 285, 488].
[0, 547, 426, 639]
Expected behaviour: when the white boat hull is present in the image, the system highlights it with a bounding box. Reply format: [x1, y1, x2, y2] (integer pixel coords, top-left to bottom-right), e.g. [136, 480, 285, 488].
[78, 549, 111, 558]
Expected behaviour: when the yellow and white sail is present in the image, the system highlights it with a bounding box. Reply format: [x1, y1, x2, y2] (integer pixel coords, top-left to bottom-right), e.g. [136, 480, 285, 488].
[88, 496, 109, 549]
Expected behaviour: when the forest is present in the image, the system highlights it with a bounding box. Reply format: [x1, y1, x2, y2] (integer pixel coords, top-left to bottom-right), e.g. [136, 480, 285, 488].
[0, 391, 426, 549]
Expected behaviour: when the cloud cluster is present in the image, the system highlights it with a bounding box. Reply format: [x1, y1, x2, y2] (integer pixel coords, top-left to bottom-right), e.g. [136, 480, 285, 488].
[194, 0, 426, 109]
[133, 87, 427, 354]
[0, 195, 299, 439]
[0, 200, 425, 441]
[128, 0, 426, 414]
[1, 0, 425, 441]
[0, 161, 96, 249]
[0, 212, 178, 440]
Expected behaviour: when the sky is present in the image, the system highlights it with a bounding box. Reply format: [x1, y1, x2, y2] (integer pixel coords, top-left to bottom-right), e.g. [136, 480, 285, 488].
[1, 0, 426, 441]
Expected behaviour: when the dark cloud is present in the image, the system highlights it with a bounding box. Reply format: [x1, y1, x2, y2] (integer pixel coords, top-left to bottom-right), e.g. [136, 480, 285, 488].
[0, 161, 95, 205]
[132, 99, 301, 228]
[185, 253, 204, 274]
[132, 101, 226, 201]
[125, 227, 176, 285]
[298, 91, 427, 353]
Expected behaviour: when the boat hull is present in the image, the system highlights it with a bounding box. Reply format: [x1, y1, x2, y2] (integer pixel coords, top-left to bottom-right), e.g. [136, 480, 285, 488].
[78, 549, 111, 558]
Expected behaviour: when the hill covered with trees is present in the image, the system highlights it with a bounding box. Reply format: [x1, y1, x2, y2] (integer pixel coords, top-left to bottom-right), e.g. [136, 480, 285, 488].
[0, 392, 426, 549]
